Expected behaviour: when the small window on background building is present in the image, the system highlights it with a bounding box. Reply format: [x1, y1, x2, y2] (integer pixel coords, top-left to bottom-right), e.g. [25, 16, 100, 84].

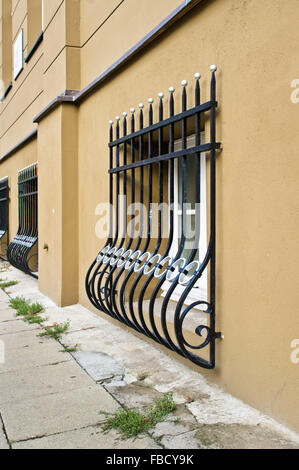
[1, 0, 12, 93]
[13, 29, 23, 80]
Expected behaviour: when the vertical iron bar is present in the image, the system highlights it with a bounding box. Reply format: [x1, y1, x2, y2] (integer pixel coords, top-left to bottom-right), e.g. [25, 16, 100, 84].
[209, 65, 217, 366]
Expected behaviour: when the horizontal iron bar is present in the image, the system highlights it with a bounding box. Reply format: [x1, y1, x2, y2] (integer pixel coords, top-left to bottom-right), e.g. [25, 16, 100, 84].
[0, 197, 8, 202]
[19, 191, 38, 198]
[18, 175, 37, 184]
[109, 101, 218, 148]
[109, 142, 221, 173]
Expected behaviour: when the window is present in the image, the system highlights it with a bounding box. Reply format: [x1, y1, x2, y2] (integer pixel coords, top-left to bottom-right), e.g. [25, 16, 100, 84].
[13, 29, 23, 80]
[1, 0, 12, 94]
[86, 67, 221, 369]
[162, 133, 207, 304]
[7, 163, 38, 277]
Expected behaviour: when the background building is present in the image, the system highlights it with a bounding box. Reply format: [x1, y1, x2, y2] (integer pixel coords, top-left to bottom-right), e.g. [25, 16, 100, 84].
[0, 0, 299, 434]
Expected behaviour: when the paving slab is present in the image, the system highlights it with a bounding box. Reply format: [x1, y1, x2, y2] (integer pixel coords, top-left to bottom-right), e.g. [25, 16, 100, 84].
[0, 320, 39, 336]
[0, 290, 9, 302]
[0, 341, 71, 374]
[0, 309, 20, 322]
[9, 290, 57, 308]
[42, 305, 103, 333]
[72, 351, 125, 382]
[153, 421, 192, 438]
[1, 269, 26, 282]
[105, 382, 165, 410]
[0, 302, 11, 312]
[0, 360, 94, 405]
[1, 262, 299, 449]
[5, 280, 41, 297]
[2, 385, 119, 442]
[161, 431, 200, 449]
[12, 426, 161, 449]
[0, 330, 48, 350]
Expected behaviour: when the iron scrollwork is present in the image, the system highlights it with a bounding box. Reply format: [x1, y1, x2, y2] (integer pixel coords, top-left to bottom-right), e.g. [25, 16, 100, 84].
[7, 163, 38, 277]
[0, 176, 9, 260]
[86, 67, 221, 369]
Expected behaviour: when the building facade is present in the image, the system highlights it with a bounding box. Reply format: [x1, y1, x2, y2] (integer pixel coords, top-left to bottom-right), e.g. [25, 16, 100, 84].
[0, 0, 299, 433]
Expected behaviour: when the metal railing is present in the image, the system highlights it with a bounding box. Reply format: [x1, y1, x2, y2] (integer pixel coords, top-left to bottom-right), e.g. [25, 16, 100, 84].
[0, 177, 9, 260]
[86, 67, 221, 369]
[7, 163, 38, 277]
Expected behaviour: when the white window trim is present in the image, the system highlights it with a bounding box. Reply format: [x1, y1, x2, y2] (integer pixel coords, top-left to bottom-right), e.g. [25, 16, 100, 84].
[13, 29, 23, 80]
[161, 132, 208, 305]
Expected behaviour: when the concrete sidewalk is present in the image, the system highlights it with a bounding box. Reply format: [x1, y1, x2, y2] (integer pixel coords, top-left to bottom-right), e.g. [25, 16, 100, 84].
[0, 262, 298, 449]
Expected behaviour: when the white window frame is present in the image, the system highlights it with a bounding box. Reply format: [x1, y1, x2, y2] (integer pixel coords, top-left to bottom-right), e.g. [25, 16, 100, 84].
[13, 29, 23, 80]
[161, 132, 207, 305]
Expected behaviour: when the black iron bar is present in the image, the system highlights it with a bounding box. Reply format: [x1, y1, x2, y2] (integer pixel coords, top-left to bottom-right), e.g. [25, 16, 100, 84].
[7, 163, 38, 277]
[0, 177, 9, 260]
[109, 101, 217, 147]
[86, 67, 221, 369]
[109, 143, 221, 173]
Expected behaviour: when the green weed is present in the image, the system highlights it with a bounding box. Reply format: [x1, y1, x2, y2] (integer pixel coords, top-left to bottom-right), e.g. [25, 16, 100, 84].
[9, 296, 46, 324]
[101, 393, 176, 439]
[37, 321, 70, 340]
[0, 280, 18, 289]
[60, 346, 78, 353]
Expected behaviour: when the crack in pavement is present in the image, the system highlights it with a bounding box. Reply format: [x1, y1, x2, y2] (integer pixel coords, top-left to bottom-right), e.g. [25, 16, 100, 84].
[0, 412, 11, 449]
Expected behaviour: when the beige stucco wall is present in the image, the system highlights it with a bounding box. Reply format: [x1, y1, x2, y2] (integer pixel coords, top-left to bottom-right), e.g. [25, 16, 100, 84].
[0, 0, 42, 157]
[77, 0, 299, 433]
[38, 104, 78, 306]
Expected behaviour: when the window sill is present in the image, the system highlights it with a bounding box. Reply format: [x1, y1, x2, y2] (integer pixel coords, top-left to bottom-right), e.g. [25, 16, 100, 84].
[25, 31, 43, 64]
[14, 67, 23, 81]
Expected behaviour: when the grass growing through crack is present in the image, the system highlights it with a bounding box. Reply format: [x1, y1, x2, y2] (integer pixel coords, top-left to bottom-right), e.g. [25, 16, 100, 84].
[37, 321, 70, 340]
[9, 296, 46, 324]
[9, 296, 71, 343]
[60, 345, 78, 353]
[101, 393, 176, 439]
[0, 279, 18, 290]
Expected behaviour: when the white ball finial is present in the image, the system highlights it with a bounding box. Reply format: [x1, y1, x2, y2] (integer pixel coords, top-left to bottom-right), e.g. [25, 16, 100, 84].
[194, 73, 201, 79]
[109, 120, 113, 125]
[130, 108, 135, 113]
[148, 98, 153, 104]
[210, 65, 217, 72]
[115, 116, 120, 121]
[122, 112, 127, 117]
[181, 80, 188, 87]
[138, 103, 144, 109]
[158, 92, 164, 99]
[169, 86, 175, 93]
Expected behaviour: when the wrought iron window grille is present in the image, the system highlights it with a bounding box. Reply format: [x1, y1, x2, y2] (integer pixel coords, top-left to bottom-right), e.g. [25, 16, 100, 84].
[0, 176, 9, 260]
[86, 66, 221, 369]
[7, 163, 38, 278]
